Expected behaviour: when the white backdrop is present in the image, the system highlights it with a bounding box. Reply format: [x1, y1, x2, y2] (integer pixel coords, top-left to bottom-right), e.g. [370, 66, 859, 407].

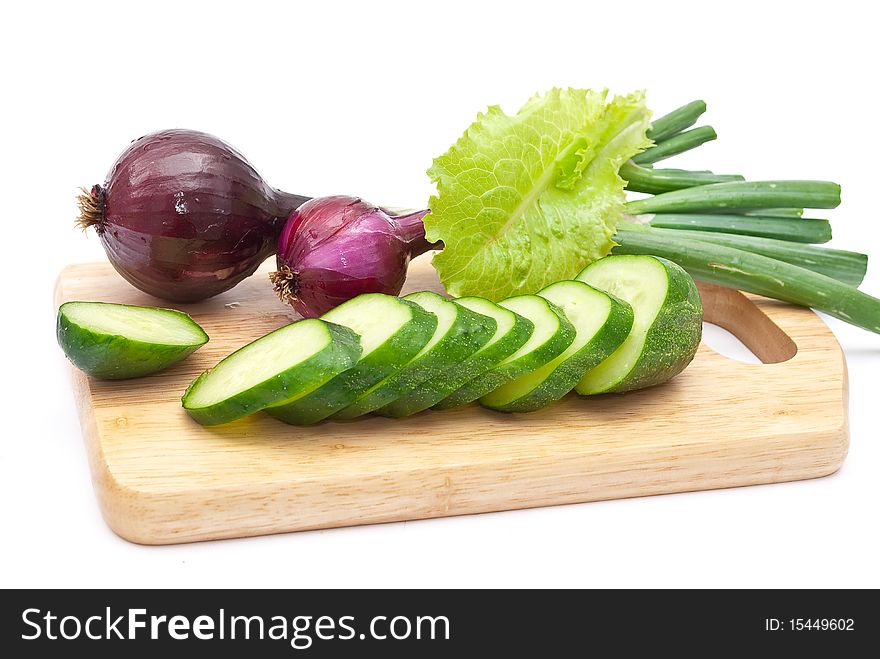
[2, 0, 877, 588]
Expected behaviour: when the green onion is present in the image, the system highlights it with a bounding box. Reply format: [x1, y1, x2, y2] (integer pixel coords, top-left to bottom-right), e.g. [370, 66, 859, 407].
[628, 226, 867, 286]
[647, 100, 707, 142]
[617, 101, 872, 332]
[642, 213, 832, 243]
[613, 227, 880, 334]
[633, 126, 717, 165]
[625, 180, 841, 215]
[744, 208, 804, 218]
[621, 161, 743, 195]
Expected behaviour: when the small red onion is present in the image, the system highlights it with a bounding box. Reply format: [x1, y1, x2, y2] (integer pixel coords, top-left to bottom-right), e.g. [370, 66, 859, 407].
[78, 129, 309, 302]
[269, 196, 436, 317]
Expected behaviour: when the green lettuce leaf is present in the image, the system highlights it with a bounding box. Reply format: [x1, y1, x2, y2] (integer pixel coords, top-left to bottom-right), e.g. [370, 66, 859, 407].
[425, 88, 652, 299]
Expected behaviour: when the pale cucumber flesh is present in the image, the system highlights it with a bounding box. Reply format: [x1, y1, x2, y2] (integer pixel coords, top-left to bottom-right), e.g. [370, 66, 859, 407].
[332, 292, 460, 419]
[321, 294, 411, 354]
[576, 257, 668, 393]
[400, 292, 457, 361]
[497, 296, 568, 365]
[60, 301, 206, 345]
[183, 319, 362, 425]
[185, 320, 334, 408]
[575, 254, 702, 395]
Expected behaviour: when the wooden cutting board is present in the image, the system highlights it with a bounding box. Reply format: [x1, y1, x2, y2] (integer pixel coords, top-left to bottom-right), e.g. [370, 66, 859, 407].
[55, 255, 848, 545]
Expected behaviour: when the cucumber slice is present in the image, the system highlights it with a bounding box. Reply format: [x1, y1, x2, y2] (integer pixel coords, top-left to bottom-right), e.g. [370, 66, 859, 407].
[183, 319, 361, 426]
[265, 294, 437, 425]
[334, 291, 495, 420]
[481, 281, 633, 412]
[436, 295, 576, 409]
[56, 301, 208, 380]
[575, 255, 702, 394]
[379, 297, 531, 417]
[429, 297, 534, 411]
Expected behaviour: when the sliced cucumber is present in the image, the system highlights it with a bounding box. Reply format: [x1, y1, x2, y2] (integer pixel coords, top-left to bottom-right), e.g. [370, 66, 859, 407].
[436, 295, 576, 409]
[379, 297, 531, 417]
[183, 319, 361, 426]
[480, 281, 633, 412]
[575, 255, 702, 394]
[334, 291, 495, 420]
[56, 301, 208, 380]
[265, 294, 437, 425]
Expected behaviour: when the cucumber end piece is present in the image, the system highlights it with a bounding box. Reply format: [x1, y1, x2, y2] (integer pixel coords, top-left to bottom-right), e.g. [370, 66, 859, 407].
[56, 301, 208, 380]
[575, 255, 702, 395]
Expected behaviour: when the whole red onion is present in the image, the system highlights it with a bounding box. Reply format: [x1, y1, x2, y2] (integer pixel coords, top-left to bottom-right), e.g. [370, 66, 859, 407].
[77, 129, 309, 302]
[269, 196, 436, 317]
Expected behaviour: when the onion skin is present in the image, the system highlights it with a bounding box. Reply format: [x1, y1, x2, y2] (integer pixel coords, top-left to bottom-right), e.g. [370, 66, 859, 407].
[271, 196, 435, 317]
[79, 129, 308, 302]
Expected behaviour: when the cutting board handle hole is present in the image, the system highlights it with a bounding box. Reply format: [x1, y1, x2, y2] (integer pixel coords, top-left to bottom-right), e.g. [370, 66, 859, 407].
[698, 283, 798, 364]
[702, 322, 762, 364]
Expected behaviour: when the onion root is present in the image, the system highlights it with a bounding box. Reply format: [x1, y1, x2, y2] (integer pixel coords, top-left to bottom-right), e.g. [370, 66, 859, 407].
[76, 184, 104, 232]
[269, 265, 297, 304]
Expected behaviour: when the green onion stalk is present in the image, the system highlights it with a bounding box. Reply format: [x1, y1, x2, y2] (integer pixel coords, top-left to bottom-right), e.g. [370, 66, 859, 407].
[633, 125, 718, 165]
[646, 100, 707, 142]
[604, 100, 880, 334]
[617, 224, 866, 287]
[612, 225, 880, 334]
[633, 214, 831, 244]
[625, 180, 841, 215]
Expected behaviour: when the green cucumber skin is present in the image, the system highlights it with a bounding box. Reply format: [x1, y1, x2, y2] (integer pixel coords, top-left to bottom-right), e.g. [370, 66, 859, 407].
[430, 312, 534, 410]
[434, 300, 576, 410]
[481, 293, 634, 413]
[373, 302, 498, 418]
[578, 256, 703, 394]
[334, 298, 493, 420]
[56, 304, 208, 380]
[379, 300, 535, 418]
[183, 322, 361, 426]
[266, 300, 437, 425]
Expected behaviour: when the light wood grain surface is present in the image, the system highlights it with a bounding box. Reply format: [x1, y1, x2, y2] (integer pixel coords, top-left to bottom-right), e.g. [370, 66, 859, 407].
[54, 255, 849, 545]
